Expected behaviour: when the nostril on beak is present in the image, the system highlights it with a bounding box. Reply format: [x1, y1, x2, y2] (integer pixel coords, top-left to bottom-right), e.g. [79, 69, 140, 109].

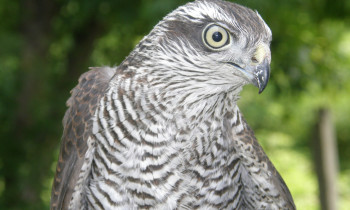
[251, 56, 259, 64]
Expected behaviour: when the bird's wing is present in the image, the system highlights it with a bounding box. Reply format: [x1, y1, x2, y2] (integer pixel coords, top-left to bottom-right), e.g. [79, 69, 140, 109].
[50, 67, 115, 210]
[228, 114, 296, 209]
[243, 124, 295, 208]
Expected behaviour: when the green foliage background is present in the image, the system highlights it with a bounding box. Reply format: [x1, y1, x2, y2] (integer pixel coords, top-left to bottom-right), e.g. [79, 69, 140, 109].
[0, 0, 349, 209]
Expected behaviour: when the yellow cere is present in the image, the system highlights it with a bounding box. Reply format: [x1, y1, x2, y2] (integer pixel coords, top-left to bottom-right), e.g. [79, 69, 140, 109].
[254, 44, 266, 64]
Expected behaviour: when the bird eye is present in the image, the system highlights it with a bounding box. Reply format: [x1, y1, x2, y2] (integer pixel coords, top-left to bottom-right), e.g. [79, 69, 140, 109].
[203, 24, 230, 49]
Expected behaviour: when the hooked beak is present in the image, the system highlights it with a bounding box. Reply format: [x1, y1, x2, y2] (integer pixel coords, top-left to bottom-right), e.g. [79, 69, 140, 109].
[227, 58, 270, 94]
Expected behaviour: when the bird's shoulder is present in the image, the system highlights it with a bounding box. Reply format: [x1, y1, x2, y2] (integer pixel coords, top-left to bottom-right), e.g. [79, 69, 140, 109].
[50, 66, 116, 210]
[234, 117, 296, 209]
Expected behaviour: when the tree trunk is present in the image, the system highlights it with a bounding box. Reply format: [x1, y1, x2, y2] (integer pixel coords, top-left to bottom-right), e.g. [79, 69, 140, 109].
[313, 108, 339, 210]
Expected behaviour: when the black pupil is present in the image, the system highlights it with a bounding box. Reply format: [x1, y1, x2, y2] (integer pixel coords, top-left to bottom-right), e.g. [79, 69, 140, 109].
[212, 31, 223, 42]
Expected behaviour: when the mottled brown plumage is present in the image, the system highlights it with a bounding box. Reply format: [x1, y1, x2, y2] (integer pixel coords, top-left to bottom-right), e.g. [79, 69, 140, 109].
[51, 67, 115, 209]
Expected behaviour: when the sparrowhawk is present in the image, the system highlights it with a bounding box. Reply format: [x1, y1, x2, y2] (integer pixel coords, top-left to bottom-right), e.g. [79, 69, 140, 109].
[51, 0, 296, 209]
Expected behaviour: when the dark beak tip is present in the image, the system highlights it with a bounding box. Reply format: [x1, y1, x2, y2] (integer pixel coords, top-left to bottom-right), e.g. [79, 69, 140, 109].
[258, 85, 267, 94]
[257, 76, 269, 94]
[250, 75, 267, 94]
[255, 60, 270, 94]
[258, 77, 269, 94]
[258, 88, 264, 94]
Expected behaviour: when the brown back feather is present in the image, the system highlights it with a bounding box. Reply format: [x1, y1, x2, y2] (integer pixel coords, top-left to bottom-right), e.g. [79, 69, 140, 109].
[50, 67, 115, 210]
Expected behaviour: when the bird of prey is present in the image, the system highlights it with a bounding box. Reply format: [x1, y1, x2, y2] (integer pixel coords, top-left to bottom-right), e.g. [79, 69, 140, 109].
[51, 0, 296, 209]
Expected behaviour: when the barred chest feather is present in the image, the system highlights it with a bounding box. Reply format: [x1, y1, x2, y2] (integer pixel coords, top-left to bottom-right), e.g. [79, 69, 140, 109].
[76, 73, 282, 210]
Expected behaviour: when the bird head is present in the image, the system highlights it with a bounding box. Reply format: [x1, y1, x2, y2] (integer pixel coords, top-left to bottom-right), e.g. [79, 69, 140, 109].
[134, 0, 272, 95]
